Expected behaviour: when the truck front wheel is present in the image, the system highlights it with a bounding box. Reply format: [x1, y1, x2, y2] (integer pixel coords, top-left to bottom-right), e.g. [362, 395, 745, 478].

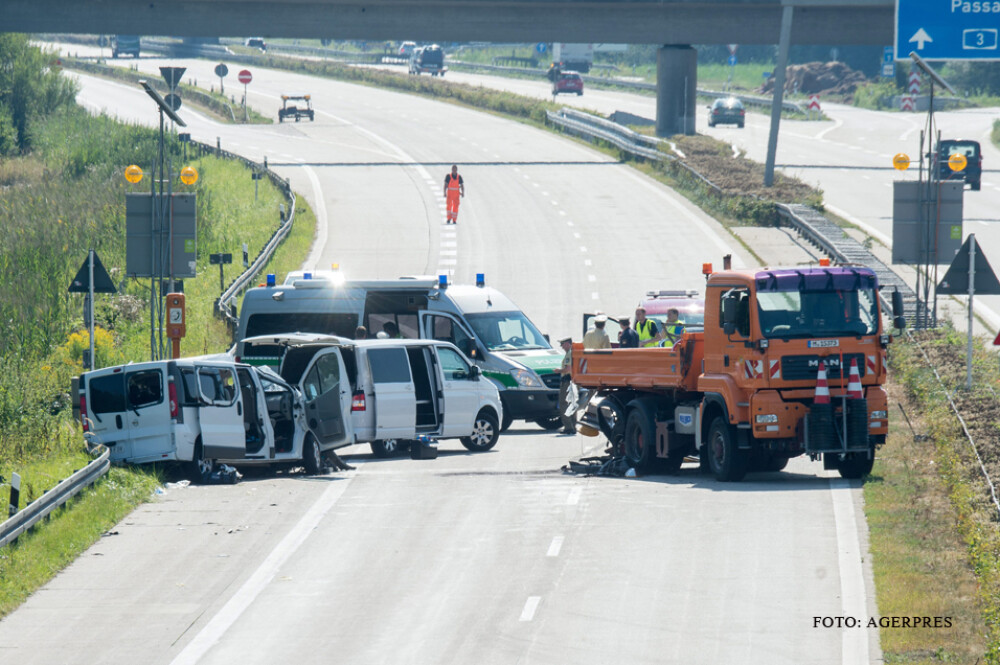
[707, 417, 748, 482]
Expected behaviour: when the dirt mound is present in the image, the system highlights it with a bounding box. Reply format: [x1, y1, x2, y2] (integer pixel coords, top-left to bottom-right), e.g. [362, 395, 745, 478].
[762, 61, 868, 99]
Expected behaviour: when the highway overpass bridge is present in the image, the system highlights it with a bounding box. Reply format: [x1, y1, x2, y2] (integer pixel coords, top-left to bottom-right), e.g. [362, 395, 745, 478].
[7, 0, 897, 181]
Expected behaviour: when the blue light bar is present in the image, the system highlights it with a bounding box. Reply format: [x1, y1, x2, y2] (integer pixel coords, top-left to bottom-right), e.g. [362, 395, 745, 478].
[438, 274, 448, 288]
[476, 273, 485, 287]
[266, 274, 276, 287]
[303, 272, 312, 280]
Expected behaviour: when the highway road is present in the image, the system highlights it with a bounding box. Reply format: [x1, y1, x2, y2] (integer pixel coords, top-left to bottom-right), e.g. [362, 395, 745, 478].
[0, 48, 879, 664]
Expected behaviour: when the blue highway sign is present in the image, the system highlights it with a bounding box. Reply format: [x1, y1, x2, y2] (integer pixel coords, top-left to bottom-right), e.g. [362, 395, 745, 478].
[728, 54, 738, 66]
[896, 0, 1000, 60]
[881, 45, 895, 76]
[536, 42, 547, 54]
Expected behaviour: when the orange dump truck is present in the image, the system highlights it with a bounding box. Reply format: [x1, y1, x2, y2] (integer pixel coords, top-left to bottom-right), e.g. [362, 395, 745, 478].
[571, 264, 906, 481]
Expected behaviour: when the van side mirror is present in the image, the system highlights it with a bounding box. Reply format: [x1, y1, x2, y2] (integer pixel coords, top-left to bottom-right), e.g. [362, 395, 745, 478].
[469, 365, 481, 379]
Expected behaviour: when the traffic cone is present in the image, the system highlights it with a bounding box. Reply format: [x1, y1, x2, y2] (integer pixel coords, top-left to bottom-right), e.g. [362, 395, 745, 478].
[846, 359, 863, 400]
[814, 361, 830, 404]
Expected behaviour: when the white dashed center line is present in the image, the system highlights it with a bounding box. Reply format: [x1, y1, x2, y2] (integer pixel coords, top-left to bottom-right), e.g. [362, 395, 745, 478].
[547, 536, 565, 557]
[567, 487, 582, 505]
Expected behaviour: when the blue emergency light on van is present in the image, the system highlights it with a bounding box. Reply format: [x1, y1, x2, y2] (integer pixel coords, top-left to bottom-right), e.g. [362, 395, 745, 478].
[303, 272, 312, 280]
[438, 274, 448, 288]
[266, 274, 276, 287]
[476, 273, 485, 287]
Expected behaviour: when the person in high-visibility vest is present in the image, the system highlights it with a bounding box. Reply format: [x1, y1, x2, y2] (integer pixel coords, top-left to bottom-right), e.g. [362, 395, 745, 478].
[443, 164, 465, 224]
[659, 308, 685, 348]
[634, 306, 660, 347]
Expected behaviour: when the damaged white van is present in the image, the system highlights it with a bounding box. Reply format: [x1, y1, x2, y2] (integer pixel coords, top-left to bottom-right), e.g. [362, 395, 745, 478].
[239, 333, 503, 456]
[75, 355, 334, 477]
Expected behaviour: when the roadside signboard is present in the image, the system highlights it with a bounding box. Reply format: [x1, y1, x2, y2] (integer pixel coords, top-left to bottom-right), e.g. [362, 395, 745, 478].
[214, 63, 228, 78]
[896, 0, 1000, 60]
[881, 46, 895, 77]
[159, 66, 186, 91]
[728, 44, 738, 55]
[727, 54, 737, 66]
[238, 69, 252, 84]
[163, 93, 182, 113]
[535, 42, 547, 54]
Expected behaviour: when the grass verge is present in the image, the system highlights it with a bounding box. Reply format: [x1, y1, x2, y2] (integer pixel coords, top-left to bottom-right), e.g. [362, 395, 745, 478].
[878, 327, 1000, 663]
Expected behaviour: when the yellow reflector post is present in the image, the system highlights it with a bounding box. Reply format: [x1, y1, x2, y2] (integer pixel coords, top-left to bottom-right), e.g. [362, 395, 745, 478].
[180, 166, 199, 185]
[124, 164, 143, 183]
[892, 153, 910, 171]
[948, 152, 967, 172]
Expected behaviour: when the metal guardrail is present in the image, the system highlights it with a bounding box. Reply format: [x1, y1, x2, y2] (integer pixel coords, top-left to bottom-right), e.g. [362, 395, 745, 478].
[0, 447, 111, 549]
[186, 139, 298, 329]
[546, 108, 670, 162]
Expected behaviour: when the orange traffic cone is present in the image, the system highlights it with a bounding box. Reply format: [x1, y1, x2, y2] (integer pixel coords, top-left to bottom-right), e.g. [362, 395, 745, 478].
[814, 361, 831, 405]
[847, 359, 863, 400]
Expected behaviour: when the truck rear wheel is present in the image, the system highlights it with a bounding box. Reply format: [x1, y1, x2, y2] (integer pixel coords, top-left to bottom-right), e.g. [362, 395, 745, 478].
[624, 407, 657, 472]
[707, 417, 748, 482]
[837, 448, 875, 479]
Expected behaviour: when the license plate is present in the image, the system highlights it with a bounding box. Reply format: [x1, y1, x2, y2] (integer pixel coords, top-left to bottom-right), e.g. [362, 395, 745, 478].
[808, 339, 839, 348]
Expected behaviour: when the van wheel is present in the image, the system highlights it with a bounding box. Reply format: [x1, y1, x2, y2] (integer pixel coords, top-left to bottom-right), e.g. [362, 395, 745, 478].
[462, 410, 499, 451]
[186, 440, 214, 483]
[303, 435, 323, 475]
[707, 417, 748, 482]
[533, 417, 562, 431]
[371, 439, 402, 458]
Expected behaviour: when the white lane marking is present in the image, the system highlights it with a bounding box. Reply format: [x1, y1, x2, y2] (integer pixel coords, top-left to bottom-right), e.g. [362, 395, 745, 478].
[567, 487, 582, 505]
[567, 221, 574, 227]
[573, 233, 581, 239]
[440, 250, 458, 256]
[303, 165, 329, 269]
[441, 241, 457, 248]
[541, 191, 549, 196]
[591, 292, 599, 300]
[523, 174, 530, 180]
[439, 258, 457, 265]
[588, 275, 596, 282]
[579, 246, 588, 253]
[547, 536, 565, 557]
[169, 471, 360, 665]
[551, 200, 559, 206]
[514, 167, 521, 172]
[532, 182, 540, 188]
[559, 210, 567, 216]
[816, 115, 843, 140]
[520, 596, 541, 622]
[829, 479, 869, 665]
[584, 259, 592, 266]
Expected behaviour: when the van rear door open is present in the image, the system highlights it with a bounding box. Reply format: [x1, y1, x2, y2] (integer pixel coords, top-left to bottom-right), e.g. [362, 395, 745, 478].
[300, 349, 350, 446]
[367, 346, 417, 439]
[195, 365, 247, 460]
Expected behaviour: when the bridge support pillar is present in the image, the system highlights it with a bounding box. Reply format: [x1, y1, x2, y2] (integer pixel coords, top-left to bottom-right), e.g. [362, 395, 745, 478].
[656, 45, 697, 137]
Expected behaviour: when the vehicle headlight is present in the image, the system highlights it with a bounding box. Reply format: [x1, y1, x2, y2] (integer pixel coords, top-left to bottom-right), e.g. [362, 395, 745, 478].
[510, 369, 542, 388]
[870, 410, 887, 419]
[755, 414, 778, 424]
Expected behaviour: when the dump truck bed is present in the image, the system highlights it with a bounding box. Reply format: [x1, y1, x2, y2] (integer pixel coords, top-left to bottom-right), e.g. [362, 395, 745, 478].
[569, 333, 703, 391]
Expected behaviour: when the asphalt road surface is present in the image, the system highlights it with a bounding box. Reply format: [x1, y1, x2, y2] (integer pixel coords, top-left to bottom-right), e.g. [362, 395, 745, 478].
[0, 48, 880, 665]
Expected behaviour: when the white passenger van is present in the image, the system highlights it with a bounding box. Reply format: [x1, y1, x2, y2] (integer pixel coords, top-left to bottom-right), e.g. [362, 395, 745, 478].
[76, 356, 333, 478]
[235, 276, 562, 431]
[240, 333, 503, 456]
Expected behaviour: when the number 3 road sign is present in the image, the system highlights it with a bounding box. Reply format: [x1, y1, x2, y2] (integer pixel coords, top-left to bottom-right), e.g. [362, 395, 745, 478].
[896, 0, 1000, 60]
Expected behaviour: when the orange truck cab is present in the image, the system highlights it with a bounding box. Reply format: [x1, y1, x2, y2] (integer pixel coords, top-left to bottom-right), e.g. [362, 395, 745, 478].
[571, 265, 905, 481]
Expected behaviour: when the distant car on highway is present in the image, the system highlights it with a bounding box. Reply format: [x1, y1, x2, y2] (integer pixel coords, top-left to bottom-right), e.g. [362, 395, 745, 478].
[707, 97, 745, 128]
[398, 41, 417, 57]
[409, 44, 446, 76]
[278, 95, 314, 123]
[936, 139, 982, 191]
[553, 71, 584, 96]
[245, 37, 267, 51]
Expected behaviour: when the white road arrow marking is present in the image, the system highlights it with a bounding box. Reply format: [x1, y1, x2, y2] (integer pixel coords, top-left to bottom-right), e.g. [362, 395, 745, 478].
[909, 28, 933, 50]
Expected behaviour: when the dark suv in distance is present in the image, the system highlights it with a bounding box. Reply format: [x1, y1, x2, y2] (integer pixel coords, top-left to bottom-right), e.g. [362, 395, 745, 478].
[936, 139, 982, 191]
[707, 97, 745, 128]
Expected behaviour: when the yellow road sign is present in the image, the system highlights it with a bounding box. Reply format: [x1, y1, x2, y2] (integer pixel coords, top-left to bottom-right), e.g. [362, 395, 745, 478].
[948, 153, 967, 172]
[892, 153, 910, 171]
[180, 166, 199, 185]
[124, 164, 143, 183]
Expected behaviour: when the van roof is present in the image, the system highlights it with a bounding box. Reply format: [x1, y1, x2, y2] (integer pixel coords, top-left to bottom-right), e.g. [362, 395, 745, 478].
[434, 284, 520, 314]
[242, 331, 459, 351]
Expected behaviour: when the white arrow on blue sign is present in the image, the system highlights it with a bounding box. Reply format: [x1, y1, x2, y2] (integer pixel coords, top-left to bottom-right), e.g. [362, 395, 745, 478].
[536, 42, 547, 54]
[896, 0, 1000, 60]
[727, 54, 738, 66]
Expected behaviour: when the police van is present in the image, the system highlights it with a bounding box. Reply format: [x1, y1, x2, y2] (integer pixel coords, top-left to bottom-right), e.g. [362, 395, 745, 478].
[235, 275, 562, 430]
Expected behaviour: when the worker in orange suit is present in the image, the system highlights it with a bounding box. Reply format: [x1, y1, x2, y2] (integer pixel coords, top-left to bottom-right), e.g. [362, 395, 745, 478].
[443, 164, 465, 224]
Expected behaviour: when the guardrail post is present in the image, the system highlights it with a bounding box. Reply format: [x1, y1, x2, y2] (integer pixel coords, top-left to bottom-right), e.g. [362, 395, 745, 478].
[216, 137, 221, 156]
[8, 473, 20, 517]
[263, 156, 267, 170]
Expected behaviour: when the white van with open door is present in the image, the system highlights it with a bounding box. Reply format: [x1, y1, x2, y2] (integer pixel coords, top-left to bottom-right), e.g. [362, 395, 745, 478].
[77, 356, 334, 478]
[241, 333, 503, 457]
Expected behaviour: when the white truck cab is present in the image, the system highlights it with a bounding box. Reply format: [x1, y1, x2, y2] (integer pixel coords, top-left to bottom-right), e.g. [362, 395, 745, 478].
[235, 275, 561, 432]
